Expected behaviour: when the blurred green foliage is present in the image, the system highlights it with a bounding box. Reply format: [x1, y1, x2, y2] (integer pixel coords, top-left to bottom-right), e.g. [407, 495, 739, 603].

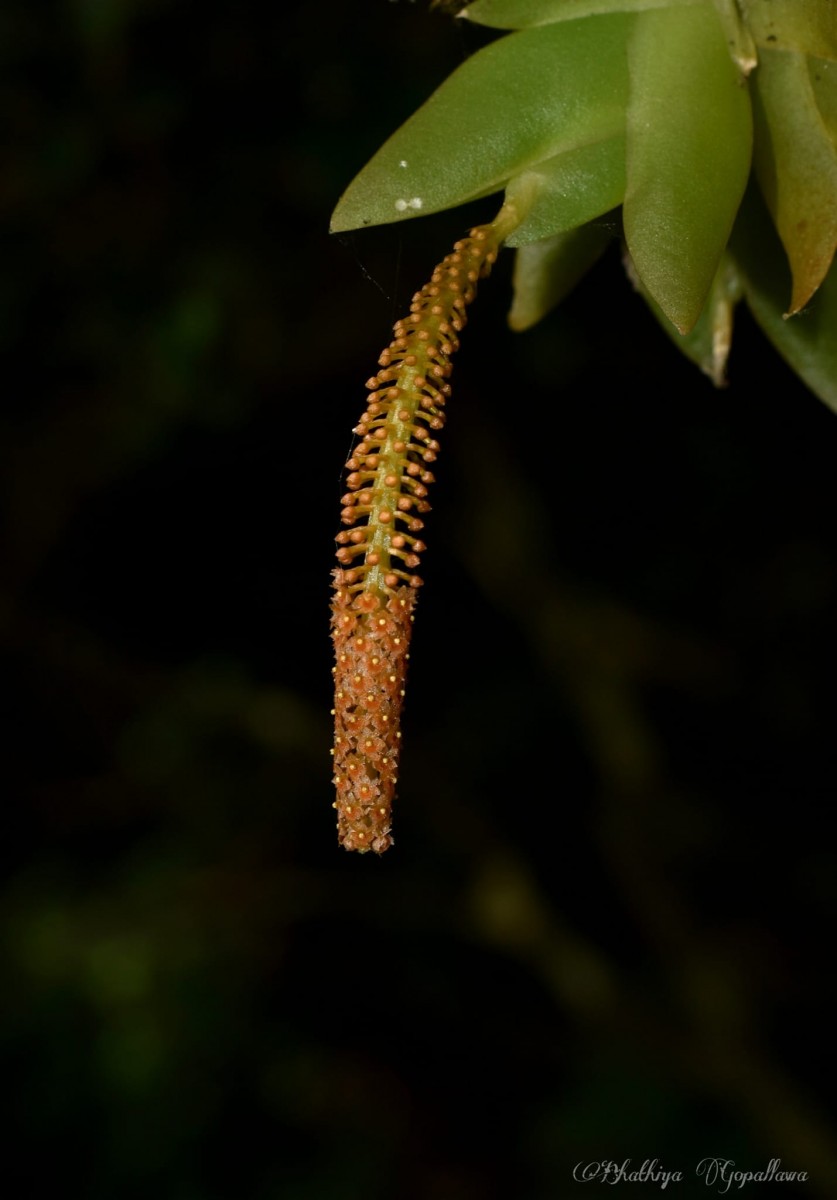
[2, 2, 835, 1197]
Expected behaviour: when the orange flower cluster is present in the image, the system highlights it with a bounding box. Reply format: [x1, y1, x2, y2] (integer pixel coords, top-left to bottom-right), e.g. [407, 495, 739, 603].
[331, 223, 503, 853]
[330, 584, 414, 853]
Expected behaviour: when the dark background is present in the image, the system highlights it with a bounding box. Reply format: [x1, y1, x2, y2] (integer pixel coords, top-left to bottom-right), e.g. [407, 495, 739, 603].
[3, 2, 835, 1196]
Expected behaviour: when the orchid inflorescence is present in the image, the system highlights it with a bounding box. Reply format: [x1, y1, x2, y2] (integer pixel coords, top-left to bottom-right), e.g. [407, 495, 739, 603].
[330, 215, 515, 853]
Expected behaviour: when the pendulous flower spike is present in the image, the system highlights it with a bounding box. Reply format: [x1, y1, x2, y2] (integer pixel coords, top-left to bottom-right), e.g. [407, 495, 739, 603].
[331, 208, 519, 853]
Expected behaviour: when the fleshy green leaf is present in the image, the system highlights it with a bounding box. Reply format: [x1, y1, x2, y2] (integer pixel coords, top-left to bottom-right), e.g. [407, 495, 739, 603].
[330, 14, 634, 233]
[745, 0, 837, 62]
[752, 48, 837, 314]
[503, 136, 625, 246]
[508, 224, 612, 330]
[710, 0, 757, 73]
[629, 249, 743, 384]
[623, 3, 752, 333]
[732, 185, 837, 414]
[461, 0, 700, 31]
[809, 55, 837, 146]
